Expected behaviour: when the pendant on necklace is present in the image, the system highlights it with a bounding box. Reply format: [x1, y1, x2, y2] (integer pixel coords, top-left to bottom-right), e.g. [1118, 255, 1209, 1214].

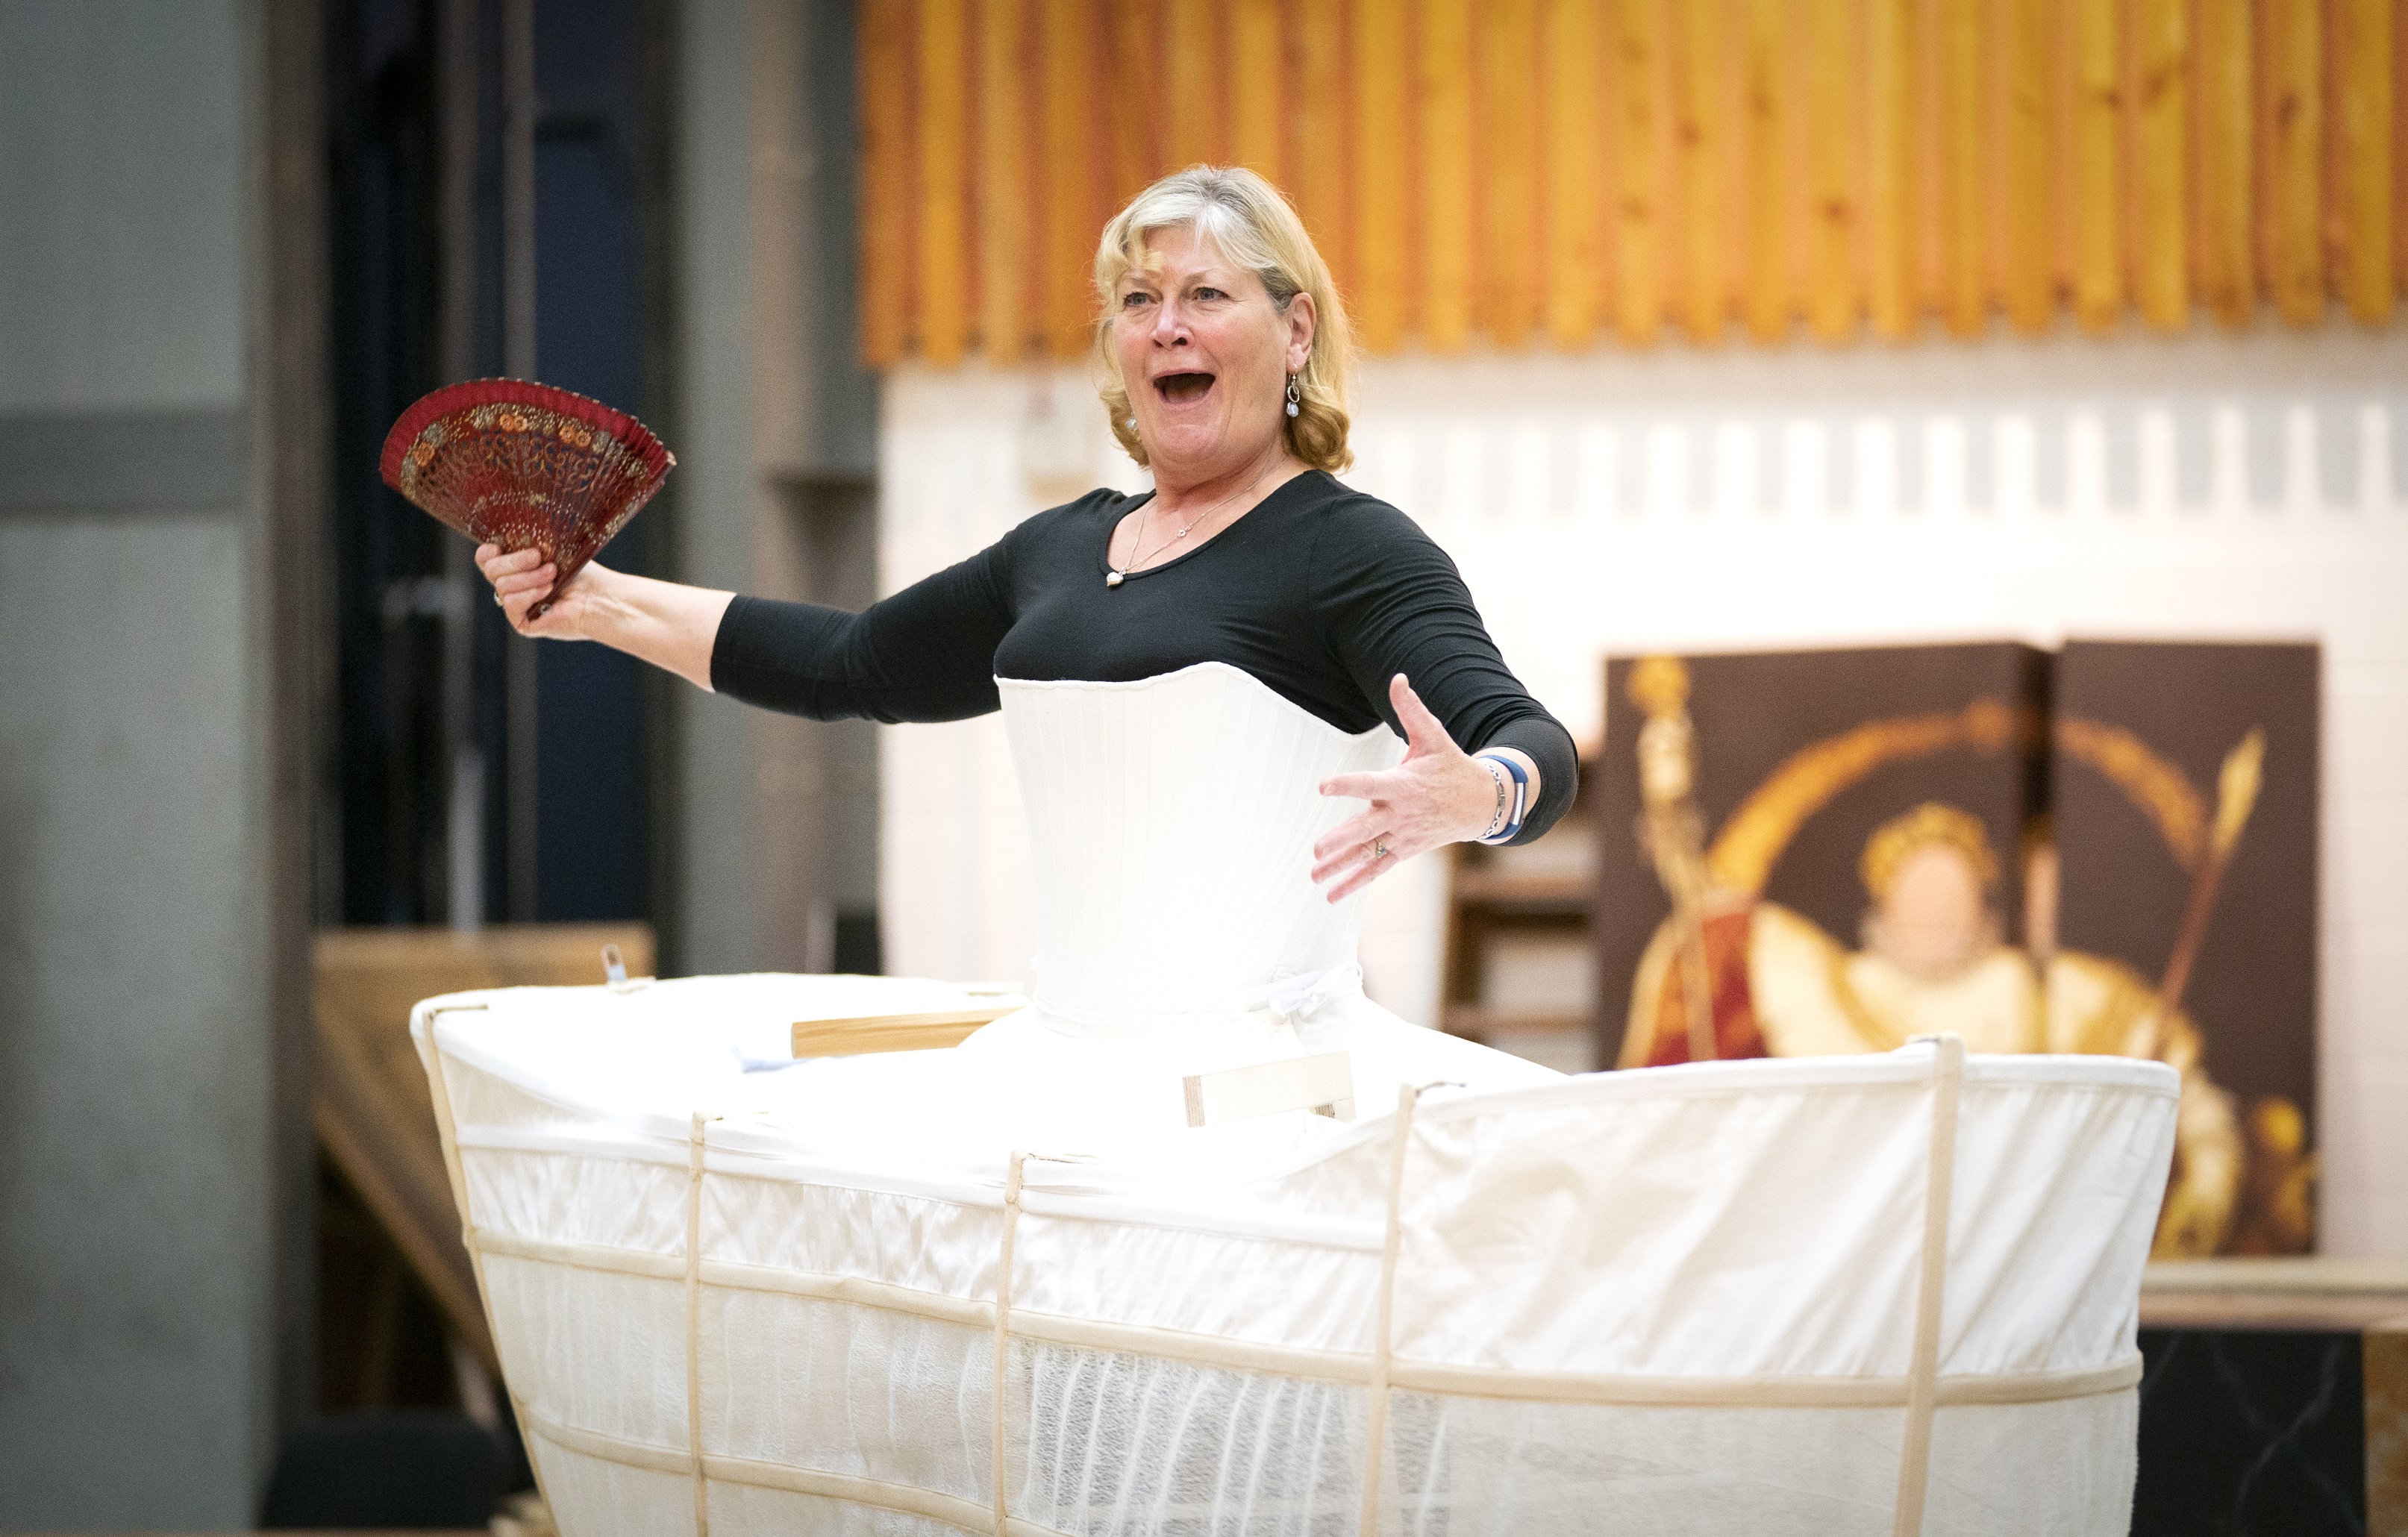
[1105, 569, 1125, 588]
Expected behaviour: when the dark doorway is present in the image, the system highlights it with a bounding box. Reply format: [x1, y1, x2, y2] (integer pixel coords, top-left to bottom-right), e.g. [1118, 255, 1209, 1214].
[325, 0, 663, 929]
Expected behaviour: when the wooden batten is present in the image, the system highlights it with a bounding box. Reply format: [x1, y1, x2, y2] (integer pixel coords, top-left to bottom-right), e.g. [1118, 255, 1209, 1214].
[791, 1005, 1019, 1058]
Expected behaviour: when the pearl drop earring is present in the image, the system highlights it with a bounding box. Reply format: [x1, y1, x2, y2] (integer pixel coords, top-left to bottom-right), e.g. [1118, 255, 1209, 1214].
[1125, 417, 1138, 430]
[1284, 374, 1301, 419]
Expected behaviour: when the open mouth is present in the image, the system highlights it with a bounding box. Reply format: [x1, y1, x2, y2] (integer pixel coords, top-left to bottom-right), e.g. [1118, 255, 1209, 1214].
[1153, 372, 1216, 405]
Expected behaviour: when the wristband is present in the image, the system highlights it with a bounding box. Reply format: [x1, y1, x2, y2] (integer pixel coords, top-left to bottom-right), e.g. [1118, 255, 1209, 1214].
[1473, 752, 1530, 845]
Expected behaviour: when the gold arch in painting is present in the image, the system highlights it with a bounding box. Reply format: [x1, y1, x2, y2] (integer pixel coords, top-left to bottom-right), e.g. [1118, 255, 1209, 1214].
[1703, 705, 2209, 896]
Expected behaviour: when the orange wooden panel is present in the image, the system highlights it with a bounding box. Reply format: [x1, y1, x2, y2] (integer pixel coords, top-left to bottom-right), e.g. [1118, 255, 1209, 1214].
[2189, 0, 2253, 322]
[977, 0, 1036, 360]
[1995, 0, 2051, 332]
[1542, 0, 1606, 346]
[1353, 0, 1412, 350]
[1167, 0, 1227, 170]
[2330, 0, 2395, 322]
[1481, 0, 1542, 346]
[1291, 0, 1350, 289]
[1902, 0, 1948, 320]
[1098, 1, 1166, 210]
[1614, 0, 1674, 343]
[1041, 0, 1100, 354]
[1671, 0, 1733, 342]
[860, 0, 916, 365]
[2066, 0, 2121, 331]
[1739, 0, 1793, 340]
[1230, 0, 1284, 184]
[1866, 0, 1913, 337]
[2398, 0, 2408, 298]
[1419, 0, 1475, 349]
[1804, 0, 1860, 340]
[2129, 0, 2189, 329]
[2257, 0, 2323, 322]
[916, 0, 970, 364]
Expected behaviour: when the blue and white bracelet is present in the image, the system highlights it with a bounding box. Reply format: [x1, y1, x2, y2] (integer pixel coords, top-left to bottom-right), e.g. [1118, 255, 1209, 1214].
[1473, 752, 1530, 845]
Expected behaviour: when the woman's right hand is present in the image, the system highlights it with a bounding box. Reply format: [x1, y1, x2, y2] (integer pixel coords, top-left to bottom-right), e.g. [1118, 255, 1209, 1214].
[476, 542, 735, 691]
[478, 543, 610, 640]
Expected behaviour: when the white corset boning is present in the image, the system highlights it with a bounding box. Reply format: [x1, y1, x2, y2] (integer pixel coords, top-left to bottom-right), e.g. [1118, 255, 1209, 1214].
[999, 663, 1402, 1026]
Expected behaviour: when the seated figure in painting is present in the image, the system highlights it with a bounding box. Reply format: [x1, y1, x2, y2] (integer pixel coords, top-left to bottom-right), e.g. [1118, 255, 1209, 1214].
[1620, 801, 2242, 1256]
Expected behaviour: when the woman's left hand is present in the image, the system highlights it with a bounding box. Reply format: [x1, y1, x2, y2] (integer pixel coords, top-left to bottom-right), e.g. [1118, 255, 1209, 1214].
[1312, 674, 1502, 902]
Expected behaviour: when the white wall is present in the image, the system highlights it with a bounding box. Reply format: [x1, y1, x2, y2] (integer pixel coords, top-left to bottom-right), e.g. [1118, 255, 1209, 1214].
[879, 321, 2408, 1258]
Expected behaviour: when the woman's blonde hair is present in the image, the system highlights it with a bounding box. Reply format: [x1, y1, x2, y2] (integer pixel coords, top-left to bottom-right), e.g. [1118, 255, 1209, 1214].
[1092, 166, 1355, 473]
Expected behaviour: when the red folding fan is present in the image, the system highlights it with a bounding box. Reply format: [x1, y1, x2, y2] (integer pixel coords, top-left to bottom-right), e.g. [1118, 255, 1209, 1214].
[380, 379, 674, 616]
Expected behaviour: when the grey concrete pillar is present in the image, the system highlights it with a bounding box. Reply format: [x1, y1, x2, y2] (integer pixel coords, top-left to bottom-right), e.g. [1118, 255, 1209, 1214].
[0, 0, 322, 1526]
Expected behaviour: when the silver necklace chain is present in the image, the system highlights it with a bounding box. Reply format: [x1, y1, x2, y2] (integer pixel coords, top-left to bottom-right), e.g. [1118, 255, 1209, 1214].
[1110, 462, 1278, 585]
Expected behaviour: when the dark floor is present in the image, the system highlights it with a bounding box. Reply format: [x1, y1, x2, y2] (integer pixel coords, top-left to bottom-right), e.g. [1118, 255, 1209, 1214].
[2133, 1327, 2367, 1537]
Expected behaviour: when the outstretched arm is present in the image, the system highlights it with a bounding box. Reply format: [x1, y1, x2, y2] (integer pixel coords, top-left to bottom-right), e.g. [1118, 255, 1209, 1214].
[480, 530, 1017, 724]
[481, 545, 731, 691]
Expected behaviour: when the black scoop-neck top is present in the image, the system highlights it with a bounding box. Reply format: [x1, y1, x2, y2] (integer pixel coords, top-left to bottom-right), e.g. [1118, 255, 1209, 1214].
[710, 469, 1576, 842]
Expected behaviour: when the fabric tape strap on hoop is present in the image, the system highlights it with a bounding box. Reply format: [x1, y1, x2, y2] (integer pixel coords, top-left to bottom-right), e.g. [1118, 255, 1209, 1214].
[993, 1151, 1029, 1537]
[1360, 1080, 1449, 1537]
[687, 1112, 716, 1537]
[1893, 1035, 1965, 1537]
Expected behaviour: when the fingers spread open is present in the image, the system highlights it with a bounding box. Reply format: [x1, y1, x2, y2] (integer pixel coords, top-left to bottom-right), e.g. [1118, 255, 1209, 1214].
[1318, 768, 1392, 804]
[1316, 835, 1410, 902]
[1309, 828, 1383, 886]
[1313, 804, 1388, 861]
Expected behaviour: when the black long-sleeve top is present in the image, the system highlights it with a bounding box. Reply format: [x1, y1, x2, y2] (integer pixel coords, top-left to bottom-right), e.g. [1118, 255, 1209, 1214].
[710, 469, 1577, 842]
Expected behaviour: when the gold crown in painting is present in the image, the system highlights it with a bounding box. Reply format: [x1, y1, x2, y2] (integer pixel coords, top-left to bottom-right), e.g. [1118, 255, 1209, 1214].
[1860, 802, 2001, 898]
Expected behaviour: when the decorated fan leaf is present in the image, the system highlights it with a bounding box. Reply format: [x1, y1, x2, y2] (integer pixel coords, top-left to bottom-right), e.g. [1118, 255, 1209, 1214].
[379, 379, 673, 614]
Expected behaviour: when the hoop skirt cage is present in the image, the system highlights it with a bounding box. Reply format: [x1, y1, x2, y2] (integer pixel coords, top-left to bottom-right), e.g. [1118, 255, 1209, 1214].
[413, 663, 2178, 1535]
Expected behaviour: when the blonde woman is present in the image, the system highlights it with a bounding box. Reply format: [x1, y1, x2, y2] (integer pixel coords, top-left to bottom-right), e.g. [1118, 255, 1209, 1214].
[477, 166, 1575, 1132]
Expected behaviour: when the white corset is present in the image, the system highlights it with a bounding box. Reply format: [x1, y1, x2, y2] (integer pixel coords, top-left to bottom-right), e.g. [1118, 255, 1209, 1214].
[999, 662, 1403, 1024]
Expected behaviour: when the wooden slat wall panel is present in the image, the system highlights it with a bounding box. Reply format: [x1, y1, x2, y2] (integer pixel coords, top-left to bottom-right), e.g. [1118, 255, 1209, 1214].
[1671, 0, 1733, 342]
[1542, 0, 1605, 346]
[2398, 0, 2408, 301]
[1100, 2, 1165, 213]
[2333, 0, 2395, 322]
[1167, 0, 1226, 170]
[2260, 0, 2324, 323]
[1352, 0, 1411, 351]
[1419, 0, 1476, 351]
[915, 0, 969, 363]
[1938, 0, 1984, 334]
[2130, 0, 2189, 329]
[858, 0, 914, 366]
[1289, 0, 1348, 289]
[2192, 0, 2254, 323]
[1230, 0, 1285, 184]
[1996, 0, 2052, 334]
[1739, 0, 1792, 340]
[862, 1, 2405, 363]
[1039, 0, 1097, 355]
[1480, 0, 1542, 348]
[976, 0, 1035, 361]
[1866, 0, 1913, 338]
[2068, 0, 2123, 331]
[1613, 0, 1675, 344]
[1803, 0, 1859, 341]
